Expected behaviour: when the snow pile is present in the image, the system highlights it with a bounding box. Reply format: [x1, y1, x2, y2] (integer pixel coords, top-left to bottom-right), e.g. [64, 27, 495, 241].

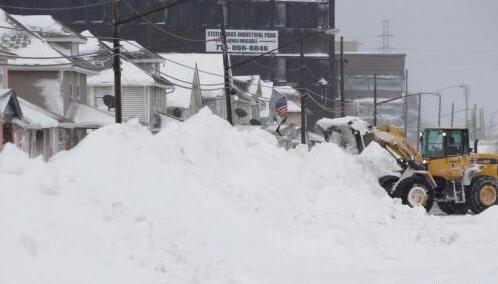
[358, 141, 401, 178]
[2, 109, 498, 283]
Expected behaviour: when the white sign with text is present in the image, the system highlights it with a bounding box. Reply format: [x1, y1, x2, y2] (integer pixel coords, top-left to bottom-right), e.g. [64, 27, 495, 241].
[206, 29, 279, 54]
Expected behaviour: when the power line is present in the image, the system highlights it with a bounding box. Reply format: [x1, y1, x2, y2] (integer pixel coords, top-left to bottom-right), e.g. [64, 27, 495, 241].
[0, 62, 73, 67]
[0, 0, 111, 11]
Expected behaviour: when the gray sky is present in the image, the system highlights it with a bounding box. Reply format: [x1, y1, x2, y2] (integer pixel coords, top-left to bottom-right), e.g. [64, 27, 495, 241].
[337, 0, 498, 126]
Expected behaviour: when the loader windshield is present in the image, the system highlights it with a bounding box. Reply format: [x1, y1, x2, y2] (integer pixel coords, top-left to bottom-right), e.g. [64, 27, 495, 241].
[423, 129, 444, 158]
[422, 129, 470, 158]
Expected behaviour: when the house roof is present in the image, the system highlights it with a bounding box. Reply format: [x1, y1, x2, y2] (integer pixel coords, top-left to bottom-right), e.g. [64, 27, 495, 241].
[17, 97, 71, 128]
[160, 53, 225, 109]
[0, 9, 71, 67]
[102, 40, 164, 63]
[0, 89, 22, 119]
[287, 100, 301, 113]
[87, 58, 169, 87]
[273, 85, 301, 99]
[11, 14, 86, 43]
[66, 102, 114, 127]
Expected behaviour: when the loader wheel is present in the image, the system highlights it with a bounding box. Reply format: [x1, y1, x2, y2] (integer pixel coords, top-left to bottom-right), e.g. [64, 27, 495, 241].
[379, 175, 399, 194]
[437, 202, 468, 215]
[393, 176, 434, 211]
[468, 177, 498, 214]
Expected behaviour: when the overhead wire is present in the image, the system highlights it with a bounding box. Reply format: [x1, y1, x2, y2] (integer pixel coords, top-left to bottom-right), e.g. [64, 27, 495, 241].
[0, 1, 111, 11]
[121, 0, 218, 43]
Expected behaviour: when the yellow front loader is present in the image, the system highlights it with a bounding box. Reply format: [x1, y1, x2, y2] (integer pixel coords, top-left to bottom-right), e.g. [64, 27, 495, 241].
[317, 118, 498, 214]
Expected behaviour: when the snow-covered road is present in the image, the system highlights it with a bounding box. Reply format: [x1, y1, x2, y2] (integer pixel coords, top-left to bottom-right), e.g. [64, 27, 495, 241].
[1, 109, 497, 283]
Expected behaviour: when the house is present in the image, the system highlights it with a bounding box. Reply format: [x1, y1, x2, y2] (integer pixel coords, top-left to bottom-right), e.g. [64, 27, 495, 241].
[87, 59, 171, 128]
[0, 10, 96, 117]
[270, 85, 302, 127]
[232, 75, 264, 125]
[82, 31, 172, 128]
[0, 11, 113, 159]
[160, 53, 225, 120]
[0, 89, 81, 160]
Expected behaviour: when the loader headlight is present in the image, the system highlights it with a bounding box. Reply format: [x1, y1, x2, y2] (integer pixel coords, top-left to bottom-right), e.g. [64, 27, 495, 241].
[423, 159, 428, 164]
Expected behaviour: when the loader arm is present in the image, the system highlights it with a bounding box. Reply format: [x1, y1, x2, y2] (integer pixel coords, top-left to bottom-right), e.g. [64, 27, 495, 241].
[373, 127, 425, 170]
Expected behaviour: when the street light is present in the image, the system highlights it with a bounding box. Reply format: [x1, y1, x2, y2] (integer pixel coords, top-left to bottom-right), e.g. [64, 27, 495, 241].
[376, 91, 437, 151]
[436, 84, 469, 128]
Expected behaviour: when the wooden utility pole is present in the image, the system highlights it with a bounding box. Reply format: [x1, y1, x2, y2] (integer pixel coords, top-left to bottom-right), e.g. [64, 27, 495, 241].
[417, 93, 422, 151]
[340, 36, 345, 117]
[450, 102, 455, 127]
[300, 37, 306, 144]
[437, 93, 442, 127]
[328, 0, 336, 109]
[373, 74, 377, 126]
[112, 0, 122, 123]
[403, 69, 408, 137]
[220, 2, 233, 125]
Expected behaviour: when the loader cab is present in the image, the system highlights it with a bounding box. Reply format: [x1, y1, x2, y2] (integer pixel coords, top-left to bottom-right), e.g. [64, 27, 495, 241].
[421, 128, 470, 159]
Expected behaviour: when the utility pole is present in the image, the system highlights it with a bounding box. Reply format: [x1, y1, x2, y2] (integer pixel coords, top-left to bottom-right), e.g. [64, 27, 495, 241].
[417, 93, 422, 151]
[464, 85, 470, 129]
[437, 93, 442, 127]
[472, 104, 477, 139]
[373, 74, 377, 126]
[404, 69, 408, 137]
[328, 0, 336, 106]
[340, 36, 345, 117]
[220, 1, 233, 125]
[450, 102, 455, 127]
[112, 0, 122, 123]
[300, 37, 306, 144]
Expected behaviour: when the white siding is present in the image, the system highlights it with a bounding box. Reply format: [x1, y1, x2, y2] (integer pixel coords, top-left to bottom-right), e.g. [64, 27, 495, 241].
[123, 86, 146, 123]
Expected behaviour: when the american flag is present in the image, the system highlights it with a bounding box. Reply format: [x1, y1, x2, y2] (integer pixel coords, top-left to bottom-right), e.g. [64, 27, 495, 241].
[275, 97, 288, 118]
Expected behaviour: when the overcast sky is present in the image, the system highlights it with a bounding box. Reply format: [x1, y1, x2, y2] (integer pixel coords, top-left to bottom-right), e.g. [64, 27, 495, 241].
[337, 0, 498, 126]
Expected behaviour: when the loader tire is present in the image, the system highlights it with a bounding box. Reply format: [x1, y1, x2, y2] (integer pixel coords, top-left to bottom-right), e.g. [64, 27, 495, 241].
[379, 175, 399, 195]
[437, 202, 468, 215]
[393, 176, 434, 211]
[468, 177, 498, 214]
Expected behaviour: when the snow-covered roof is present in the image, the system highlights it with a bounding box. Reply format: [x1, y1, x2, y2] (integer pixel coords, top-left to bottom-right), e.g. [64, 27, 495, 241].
[12, 14, 86, 43]
[88, 59, 169, 87]
[17, 97, 69, 128]
[160, 53, 225, 109]
[102, 40, 163, 63]
[66, 103, 114, 127]
[0, 9, 71, 67]
[288, 100, 301, 113]
[274, 85, 301, 99]
[78, 30, 113, 71]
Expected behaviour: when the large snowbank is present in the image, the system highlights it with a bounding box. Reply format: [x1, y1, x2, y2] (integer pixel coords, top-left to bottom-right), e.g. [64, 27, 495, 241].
[1, 109, 498, 283]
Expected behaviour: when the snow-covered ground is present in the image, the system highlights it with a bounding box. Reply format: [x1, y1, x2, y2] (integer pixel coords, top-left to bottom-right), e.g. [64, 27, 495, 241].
[1, 109, 498, 283]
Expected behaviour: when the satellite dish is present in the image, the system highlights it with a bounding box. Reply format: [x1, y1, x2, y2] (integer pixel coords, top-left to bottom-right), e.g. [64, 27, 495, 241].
[235, 108, 247, 118]
[103, 95, 115, 111]
[172, 108, 182, 118]
[250, 119, 262, 126]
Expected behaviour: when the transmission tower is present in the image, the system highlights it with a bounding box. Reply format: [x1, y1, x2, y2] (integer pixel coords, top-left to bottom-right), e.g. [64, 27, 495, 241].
[379, 19, 394, 53]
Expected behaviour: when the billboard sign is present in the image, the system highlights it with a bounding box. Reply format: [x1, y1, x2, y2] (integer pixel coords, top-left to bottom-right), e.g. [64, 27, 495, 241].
[206, 29, 278, 54]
